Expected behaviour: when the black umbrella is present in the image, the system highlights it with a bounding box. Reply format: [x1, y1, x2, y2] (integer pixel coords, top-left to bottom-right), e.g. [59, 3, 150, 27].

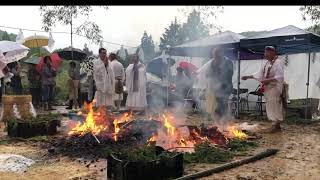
[57, 47, 87, 61]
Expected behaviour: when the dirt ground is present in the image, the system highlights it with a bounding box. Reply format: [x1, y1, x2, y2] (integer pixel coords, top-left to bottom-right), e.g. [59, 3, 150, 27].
[0, 114, 320, 180]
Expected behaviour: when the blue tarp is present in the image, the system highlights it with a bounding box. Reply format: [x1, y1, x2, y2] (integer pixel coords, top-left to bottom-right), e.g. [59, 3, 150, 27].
[240, 25, 320, 55]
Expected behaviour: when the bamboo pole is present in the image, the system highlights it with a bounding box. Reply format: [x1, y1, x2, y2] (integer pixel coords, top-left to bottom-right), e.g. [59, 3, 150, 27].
[175, 148, 279, 180]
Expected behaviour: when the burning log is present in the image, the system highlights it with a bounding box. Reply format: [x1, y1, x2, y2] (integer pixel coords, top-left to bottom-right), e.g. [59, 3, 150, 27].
[174, 148, 279, 180]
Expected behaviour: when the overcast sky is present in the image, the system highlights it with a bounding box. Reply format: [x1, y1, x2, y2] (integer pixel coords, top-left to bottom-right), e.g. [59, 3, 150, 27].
[0, 6, 313, 54]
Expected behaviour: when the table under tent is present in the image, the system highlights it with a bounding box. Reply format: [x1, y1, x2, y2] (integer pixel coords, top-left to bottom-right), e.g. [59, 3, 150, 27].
[239, 25, 320, 119]
[169, 31, 261, 117]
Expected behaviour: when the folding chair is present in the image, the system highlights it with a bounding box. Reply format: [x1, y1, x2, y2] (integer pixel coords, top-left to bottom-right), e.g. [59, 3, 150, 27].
[248, 84, 265, 116]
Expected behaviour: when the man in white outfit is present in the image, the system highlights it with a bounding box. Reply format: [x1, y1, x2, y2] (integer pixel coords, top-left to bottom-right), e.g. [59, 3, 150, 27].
[93, 48, 115, 112]
[242, 46, 284, 132]
[109, 53, 125, 111]
[125, 54, 147, 115]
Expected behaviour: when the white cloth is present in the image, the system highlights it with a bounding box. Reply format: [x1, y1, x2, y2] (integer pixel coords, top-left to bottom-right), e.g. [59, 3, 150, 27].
[93, 58, 115, 107]
[125, 63, 148, 110]
[254, 58, 284, 121]
[110, 60, 125, 101]
[110, 60, 125, 80]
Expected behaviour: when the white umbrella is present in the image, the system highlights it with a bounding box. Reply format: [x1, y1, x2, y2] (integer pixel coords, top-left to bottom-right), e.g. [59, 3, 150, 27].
[0, 50, 7, 78]
[0, 41, 29, 64]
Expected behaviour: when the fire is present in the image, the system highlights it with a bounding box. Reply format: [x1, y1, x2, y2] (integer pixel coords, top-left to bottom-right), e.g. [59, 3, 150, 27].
[68, 103, 107, 136]
[227, 126, 248, 140]
[112, 112, 133, 141]
[162, 114, 176, 135]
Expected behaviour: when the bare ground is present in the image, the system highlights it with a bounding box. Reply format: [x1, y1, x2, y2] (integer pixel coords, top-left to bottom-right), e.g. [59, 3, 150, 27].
[0, 115, 319, 180]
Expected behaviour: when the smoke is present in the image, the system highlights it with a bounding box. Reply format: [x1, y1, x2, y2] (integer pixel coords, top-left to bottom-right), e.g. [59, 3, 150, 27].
[170, 47, 237, 131]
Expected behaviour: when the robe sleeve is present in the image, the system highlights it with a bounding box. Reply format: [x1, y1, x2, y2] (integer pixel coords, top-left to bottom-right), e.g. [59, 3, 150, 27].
[93, 61, 104, 92]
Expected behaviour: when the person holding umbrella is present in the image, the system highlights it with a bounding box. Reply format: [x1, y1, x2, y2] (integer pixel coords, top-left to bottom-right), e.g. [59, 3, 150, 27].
[41, 56, 57, 111]
[27, 63, 42, 108]
[9, 62, 23, 95]
[66, 61, 80, 110]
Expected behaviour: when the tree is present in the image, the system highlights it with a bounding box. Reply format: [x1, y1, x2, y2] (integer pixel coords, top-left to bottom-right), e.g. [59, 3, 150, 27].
[179, 6, 224, 33]
[1, 31, 11, 41]
[181, 9, 210, 42]
[300, 6, 320, 24]
[140, 31, 156, 61]
[305, 24, 320, 35]
[39, 6, 108, 44]
[159, 17, 184, 51]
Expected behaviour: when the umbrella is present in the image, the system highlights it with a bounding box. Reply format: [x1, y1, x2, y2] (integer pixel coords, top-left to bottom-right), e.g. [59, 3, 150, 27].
[146, 56, 175, 78]
[23, 35, 49, 48]
[0, 50, 7, 78]
[57, 47, 87, 61]
[24, 56, 40, 65]
[179, 61, 198, 72]
[36, 53, 62, 73]
[0, 41, 29, 64]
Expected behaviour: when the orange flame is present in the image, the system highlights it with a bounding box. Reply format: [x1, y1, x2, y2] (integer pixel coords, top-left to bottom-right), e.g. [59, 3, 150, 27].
[227, 126, 247, 139]
[68, 103, 107, 136]
[113, 112, 134, 141]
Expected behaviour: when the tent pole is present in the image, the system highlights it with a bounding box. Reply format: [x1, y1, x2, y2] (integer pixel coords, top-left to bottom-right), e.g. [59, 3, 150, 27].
[236, 50, 240, 119]
[306, 52, 311, 119]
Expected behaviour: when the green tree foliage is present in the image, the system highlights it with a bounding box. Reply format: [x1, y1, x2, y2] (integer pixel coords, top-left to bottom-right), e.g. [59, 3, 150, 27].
[179, 6, 224, 33]
[181, 9, 210, 43]
[306, 24, 320, 35]
[0, 30, 17, 41]
[159, 17, 184, 51]
[300, 6, 320, 35]
[140, 31, 156, 62]
[300, 6, 320, 25]
[1, 31, 11, 41]
[39, 6, 108, 44]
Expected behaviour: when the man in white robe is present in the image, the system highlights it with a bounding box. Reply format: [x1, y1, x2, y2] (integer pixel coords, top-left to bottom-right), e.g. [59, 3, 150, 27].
[242, 46, 284, 132]
[125, 54, 147, 114]
[109, 53, 125, 111]
[93, 48, 115, 111]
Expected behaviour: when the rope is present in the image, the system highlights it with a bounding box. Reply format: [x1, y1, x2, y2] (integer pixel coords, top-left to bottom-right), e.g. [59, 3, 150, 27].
[0, 25, 137, 48]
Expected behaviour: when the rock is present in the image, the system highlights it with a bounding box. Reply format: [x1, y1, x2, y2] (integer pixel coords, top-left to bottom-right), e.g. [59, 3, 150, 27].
[48, 148, 55, 154]
[236, 174, 253, 180]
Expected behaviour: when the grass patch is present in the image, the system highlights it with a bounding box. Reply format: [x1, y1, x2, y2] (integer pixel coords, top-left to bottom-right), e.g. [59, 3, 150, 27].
[228, 139, 258, 152]
[183, 142, 233, 164]
[27, 135, 48, 142]
[0, 140, 12, 145]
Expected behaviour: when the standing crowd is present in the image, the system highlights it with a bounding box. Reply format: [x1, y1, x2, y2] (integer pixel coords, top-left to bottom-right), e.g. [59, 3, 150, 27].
[0, 45, 286, 133]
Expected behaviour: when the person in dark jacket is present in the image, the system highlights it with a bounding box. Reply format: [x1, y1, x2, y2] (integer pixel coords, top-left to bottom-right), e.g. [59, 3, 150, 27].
[10, 62, 23, 95]
[206, 47, 234, 120]
[66, 61, 80, 110]
[41, 56, 57, 111]
[27, 64, 42, 108]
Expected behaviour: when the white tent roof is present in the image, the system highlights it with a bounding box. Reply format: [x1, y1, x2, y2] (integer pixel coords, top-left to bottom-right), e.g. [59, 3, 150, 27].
[175, 31, 246, 48]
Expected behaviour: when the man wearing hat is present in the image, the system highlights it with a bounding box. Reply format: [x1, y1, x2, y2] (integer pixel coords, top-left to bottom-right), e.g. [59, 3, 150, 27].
[242, 46, 285, 132]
